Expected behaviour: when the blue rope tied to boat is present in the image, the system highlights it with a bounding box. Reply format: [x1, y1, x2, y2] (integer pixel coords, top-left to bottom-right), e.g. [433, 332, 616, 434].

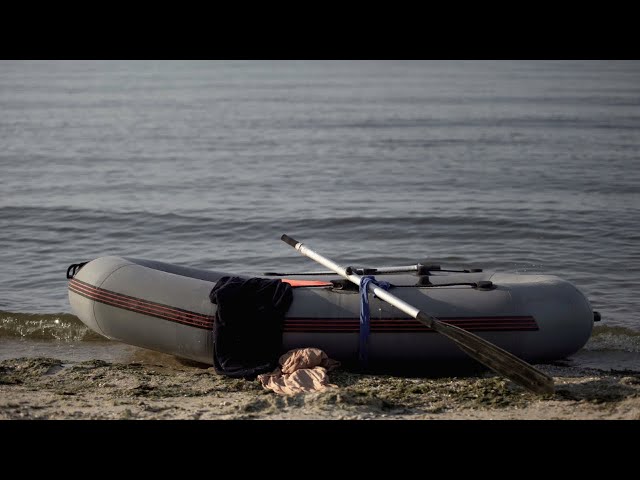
[359, 275, 392, 366]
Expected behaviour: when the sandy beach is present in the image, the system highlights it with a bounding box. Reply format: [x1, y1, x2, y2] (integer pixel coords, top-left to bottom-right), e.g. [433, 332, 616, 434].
[2, 351, 639, 420]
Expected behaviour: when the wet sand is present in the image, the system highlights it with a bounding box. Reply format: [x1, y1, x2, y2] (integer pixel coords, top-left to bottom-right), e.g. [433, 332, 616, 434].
[1, 354, 639, 420]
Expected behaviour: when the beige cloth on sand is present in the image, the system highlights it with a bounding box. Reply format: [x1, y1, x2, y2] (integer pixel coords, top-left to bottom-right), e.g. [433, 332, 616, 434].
[257, 348, 341, 395]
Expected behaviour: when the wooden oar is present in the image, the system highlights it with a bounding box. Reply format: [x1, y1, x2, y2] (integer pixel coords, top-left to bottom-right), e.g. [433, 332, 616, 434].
[280, 234, 555, 395]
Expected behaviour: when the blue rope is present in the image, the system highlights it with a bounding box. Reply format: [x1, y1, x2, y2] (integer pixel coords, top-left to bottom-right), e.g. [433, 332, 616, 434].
[359, 276, 392, 366]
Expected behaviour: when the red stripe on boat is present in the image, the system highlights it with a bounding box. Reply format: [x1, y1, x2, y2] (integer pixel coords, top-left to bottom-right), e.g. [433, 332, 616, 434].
[69, 279, 538, 333]
[69, 278, 214, 329]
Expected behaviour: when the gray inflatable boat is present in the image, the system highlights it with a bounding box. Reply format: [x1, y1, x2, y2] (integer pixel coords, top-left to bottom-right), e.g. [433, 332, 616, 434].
[67, 256, 596, 370]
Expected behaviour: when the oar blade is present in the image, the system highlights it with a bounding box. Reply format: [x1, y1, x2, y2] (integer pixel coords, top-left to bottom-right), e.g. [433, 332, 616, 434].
[429, 318, 555, 395]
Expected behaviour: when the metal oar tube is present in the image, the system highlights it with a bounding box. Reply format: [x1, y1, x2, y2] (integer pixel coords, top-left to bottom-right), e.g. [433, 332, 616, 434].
[283, 235, 423, 319]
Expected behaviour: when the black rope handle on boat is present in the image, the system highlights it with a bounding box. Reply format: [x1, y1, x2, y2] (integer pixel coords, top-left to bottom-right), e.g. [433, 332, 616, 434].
[330, 278, 494, 291]
[66, 262, 88, 279]
[416, 277, 494, 290]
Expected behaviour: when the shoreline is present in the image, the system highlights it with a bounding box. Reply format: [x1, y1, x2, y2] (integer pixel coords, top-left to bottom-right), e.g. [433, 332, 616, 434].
[1, 355, 639, 420]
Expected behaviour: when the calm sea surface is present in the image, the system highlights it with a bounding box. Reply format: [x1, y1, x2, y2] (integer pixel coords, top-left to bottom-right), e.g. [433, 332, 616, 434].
[1, 60, 639, 364]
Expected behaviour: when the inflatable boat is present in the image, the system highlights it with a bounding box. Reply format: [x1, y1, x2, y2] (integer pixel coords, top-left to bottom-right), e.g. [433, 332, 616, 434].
[66, 255, 597, 370]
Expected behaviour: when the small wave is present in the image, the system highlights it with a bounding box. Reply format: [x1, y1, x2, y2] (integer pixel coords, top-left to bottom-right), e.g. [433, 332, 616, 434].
[584, 325, 640, 353]
[0, 310, 105, 342]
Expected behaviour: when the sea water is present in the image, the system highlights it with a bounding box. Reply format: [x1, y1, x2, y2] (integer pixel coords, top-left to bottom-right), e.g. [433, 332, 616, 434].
[1, 60, 638, 368]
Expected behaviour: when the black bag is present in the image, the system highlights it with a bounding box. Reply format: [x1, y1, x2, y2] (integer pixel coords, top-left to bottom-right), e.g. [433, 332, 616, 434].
[209, 276, 293, 378]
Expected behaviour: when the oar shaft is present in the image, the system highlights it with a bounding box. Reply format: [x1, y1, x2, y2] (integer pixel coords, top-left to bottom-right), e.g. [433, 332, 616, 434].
[282, 235, 349, 277]
[288, 237, 423, 319]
